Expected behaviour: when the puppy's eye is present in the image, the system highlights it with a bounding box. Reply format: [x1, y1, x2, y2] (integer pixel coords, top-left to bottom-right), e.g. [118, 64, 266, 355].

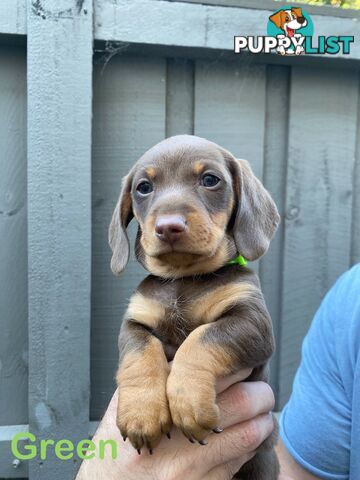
[201, 174, 221, 188]
[285, 16, 289, 21]
[136, 181, 153, 195]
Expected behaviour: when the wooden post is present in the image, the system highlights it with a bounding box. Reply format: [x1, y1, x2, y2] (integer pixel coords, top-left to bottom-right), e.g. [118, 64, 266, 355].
[27, 1, 93, 478]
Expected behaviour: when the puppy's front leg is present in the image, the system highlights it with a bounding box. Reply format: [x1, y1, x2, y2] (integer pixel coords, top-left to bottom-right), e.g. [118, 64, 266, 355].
[117, 312, 171, 453]
[167, 284, 275, 443]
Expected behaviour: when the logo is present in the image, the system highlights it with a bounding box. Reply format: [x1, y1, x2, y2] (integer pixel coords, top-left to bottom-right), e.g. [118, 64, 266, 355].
[234, 6, 354, 56]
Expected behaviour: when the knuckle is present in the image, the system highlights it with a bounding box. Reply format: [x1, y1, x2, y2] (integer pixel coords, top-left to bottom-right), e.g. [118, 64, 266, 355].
[240, 420, 261, 450]
[221, 384, 250, 417]
[234, 384, 251, 410]
[262, 382, 275, 411]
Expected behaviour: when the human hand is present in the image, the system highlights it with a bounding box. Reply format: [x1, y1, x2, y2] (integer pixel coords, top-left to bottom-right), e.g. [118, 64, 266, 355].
[76, 369, 275, 480]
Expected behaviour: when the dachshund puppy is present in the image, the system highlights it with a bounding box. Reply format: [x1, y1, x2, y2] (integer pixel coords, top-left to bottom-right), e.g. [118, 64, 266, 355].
[109, 135, 280, 479]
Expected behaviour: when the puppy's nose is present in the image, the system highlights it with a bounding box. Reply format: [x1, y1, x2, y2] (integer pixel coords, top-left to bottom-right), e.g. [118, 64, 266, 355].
[297, 16, 306, 24]
[155, 215, 186, 243]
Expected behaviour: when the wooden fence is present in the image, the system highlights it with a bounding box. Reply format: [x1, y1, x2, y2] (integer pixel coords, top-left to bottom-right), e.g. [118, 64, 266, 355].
[0, 1, 359, 478]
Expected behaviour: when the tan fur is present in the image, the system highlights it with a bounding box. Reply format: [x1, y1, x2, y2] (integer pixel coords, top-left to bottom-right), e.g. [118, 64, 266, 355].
[145, 166, 156, 178]
[144, 236, 236, 279]
[211, 211, 228, 229]
[126, 292, 165, 328]
[191, 282, 259, 323]
[193, 161, 204, 174]
[141, 209, 226, 260]
[116, 339, 171, 450]
[167, 325, 233, 440]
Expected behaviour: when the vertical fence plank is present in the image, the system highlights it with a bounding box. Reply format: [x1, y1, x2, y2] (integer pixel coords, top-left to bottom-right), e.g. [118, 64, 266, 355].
[279, 67, 359, 408]
[27, 1, 93, 478]
[0, 46, 27, 427]
[194, 59, 266, 178]
[166, 58, 194, 136]
[0, 45, 28, 480]
[91, 55, 166, 419]
[260, 65, 290, 404]
[194, 59, 266, 276]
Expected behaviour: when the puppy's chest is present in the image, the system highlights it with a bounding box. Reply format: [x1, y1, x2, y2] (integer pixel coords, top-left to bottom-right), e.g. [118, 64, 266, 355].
[141, 272, 247, 351]
[156, 287, 204, 342]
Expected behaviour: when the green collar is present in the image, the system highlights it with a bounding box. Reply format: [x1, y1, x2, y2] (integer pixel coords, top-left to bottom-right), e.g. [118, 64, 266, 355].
[228, 255, 248, 266]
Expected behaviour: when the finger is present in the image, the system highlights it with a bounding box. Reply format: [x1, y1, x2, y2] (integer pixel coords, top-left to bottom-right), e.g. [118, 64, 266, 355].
[215, 369, 253, 394]
[204, 413, 274, 469]
[206, 455, 254, 480]
[217, 381, 275, 429]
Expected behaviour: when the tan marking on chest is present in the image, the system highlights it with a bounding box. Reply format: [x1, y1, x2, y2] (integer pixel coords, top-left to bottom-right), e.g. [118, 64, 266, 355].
[190, 282, 259, 324]
[126, 292, 166, 328]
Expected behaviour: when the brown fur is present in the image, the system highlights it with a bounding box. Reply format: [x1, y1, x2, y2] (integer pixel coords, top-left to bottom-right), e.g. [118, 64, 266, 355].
[110, 135, 280, 479]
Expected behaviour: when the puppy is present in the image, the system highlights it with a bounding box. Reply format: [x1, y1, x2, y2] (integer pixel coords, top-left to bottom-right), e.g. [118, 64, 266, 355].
[109, 135, 280, 479]
[270, 7, 308, 55]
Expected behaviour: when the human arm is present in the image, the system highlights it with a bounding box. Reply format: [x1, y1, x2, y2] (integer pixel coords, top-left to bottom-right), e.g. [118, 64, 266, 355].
[277, 266, 360, 480]
[276, 438, 320, 480]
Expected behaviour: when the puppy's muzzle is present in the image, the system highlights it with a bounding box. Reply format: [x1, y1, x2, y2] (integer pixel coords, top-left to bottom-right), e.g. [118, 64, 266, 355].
[155, 214, 187, 244]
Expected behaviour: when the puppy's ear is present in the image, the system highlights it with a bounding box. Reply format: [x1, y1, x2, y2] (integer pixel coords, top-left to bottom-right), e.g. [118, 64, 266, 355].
[291, 7, 303, 18]
[269, 11, 283, 29]
[108, 173, 134, 275]
[226, 156, 280, 261]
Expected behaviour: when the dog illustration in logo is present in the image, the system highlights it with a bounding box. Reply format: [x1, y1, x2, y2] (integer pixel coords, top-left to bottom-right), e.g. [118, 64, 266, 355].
[269, 7, 308, 55]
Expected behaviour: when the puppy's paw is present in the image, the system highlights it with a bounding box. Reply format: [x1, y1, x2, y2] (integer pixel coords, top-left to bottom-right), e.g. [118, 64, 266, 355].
[117, 386, 172, 453]
[167, 370, 220, 444]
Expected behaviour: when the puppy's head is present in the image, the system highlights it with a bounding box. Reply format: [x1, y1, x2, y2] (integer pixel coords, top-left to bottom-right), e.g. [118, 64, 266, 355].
[109, 135, 279, 278]
[269, 8, 307, 33]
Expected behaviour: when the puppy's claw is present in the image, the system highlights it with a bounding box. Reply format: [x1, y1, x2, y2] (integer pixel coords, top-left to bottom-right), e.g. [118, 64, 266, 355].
[122, 435, 127, 442]
[199, 440, 208, 446]
[166, 432, 171, 439]
[212, 427, 223, 434]
[149, 449, 153, 455]
[188, 437, 196, 444]
[137, 449, 141, 455]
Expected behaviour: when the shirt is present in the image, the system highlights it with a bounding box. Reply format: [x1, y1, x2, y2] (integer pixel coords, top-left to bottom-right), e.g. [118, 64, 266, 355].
[280, 264, 360, 480]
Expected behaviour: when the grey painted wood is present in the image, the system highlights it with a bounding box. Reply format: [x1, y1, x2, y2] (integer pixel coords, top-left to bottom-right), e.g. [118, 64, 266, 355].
[351, 77, 360, 266]
[259, 65, 290, 404]
[0, 0, 26, 35]
[94, 0, 360, 60]
[278, 66, 359, 407]
[194, 60, 266, 176]
[1, 0, 359, 38]
[91, 55, 166, 419]
[0, 426, 28, 478]
[166, 58, 194, 136]
[164, 0, 360, 19]
[27, 1, 93, 478]
[194, 59, 266, 275]
[0, 46, 27, 427]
